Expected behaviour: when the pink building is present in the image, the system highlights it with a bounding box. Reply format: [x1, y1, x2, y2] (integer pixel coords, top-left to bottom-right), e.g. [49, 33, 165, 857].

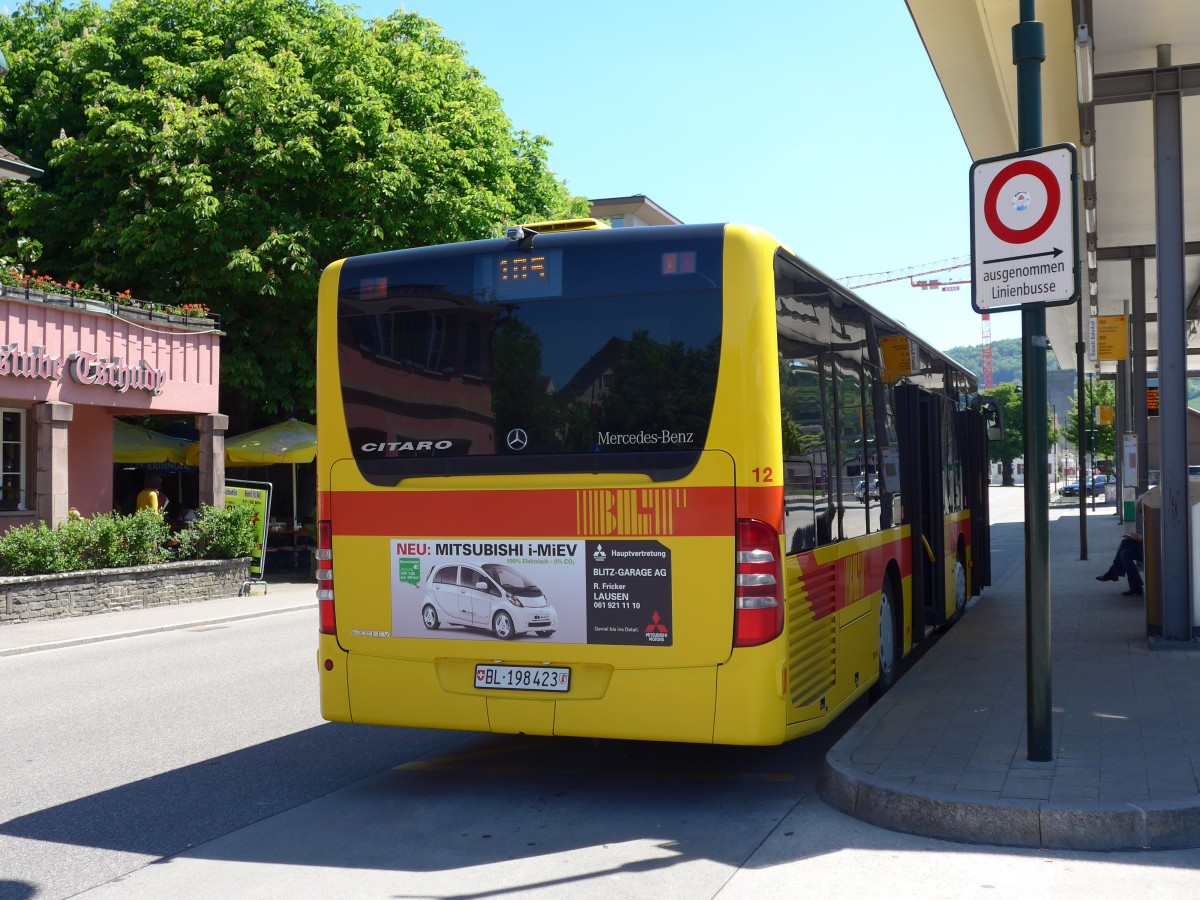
[0, 286, 227, 531]
[0, 56, 229, 533]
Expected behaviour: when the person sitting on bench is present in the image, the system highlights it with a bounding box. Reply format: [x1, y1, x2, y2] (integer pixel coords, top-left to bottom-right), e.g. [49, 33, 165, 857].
[1096, 531, 1143, 597]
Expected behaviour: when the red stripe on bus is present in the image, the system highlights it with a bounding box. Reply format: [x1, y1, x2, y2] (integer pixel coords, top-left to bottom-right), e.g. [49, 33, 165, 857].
[736, 485, 785, 530]
[792, 534, 914, 620]
[323, 486, 741, 538]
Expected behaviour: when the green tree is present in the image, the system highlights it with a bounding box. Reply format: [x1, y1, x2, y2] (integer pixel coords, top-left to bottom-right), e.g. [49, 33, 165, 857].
[0, 0, 587, 423]
[980, 380, 1065, 486]
[982, 382, 1025, 486]
[1062, 377, 1116, 472]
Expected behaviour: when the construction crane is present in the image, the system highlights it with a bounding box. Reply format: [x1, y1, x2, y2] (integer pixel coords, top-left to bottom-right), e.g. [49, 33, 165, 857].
[840, 257, 970, 291]
[839, 257, 993, 389]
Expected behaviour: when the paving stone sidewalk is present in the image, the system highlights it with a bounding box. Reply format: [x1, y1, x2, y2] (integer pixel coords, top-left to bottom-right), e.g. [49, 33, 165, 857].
[821, 501, 1200, 851]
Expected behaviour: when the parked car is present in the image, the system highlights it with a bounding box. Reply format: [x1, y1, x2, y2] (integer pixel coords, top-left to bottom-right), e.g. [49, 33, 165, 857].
[855, 478, 880, 502]
[421, 563, 558, 639]
[1058, 475, 1113, 498]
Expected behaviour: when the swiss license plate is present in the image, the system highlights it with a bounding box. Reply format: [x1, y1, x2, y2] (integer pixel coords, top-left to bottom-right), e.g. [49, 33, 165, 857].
[474, 663, 570, 693]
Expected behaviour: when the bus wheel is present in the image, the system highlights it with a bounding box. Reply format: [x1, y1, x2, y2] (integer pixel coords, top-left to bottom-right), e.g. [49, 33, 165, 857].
[493, 611, 516, 640]
[422, 605, 440, 630]
[954, 542, 969, 618]
[870, 574, 900, 701]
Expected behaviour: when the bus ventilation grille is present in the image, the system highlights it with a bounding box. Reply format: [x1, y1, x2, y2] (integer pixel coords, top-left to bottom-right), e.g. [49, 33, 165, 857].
[787, 565, 837, 708]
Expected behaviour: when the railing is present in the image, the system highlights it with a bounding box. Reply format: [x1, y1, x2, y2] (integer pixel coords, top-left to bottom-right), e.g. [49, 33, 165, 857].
[0, 280, 220, 328]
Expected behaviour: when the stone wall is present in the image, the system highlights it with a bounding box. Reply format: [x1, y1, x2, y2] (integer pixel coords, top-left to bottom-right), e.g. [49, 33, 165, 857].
[0, 558, 251, 625]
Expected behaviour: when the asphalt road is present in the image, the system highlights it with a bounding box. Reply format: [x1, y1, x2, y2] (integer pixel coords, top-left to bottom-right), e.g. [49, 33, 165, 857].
[4, 487, 1200, 898]
[0, 612, 462, 899]
[0, 606, 859, 900]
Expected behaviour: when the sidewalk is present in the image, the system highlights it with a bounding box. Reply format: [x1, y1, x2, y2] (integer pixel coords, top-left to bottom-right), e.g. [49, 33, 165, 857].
[0, 577, 316, 658]
[820, 500, 1200, 851]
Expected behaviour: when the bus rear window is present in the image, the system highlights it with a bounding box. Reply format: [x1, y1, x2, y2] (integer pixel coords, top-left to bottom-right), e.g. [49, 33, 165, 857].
[336, 228, 724, 482]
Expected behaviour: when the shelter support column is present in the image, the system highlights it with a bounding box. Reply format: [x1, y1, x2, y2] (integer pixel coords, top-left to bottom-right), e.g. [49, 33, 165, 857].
[34, 401, 72, 528]
[1131, 258, 1149, 504]
[1152, 44, 1191, 643]
[197, 413, 228, 509]
[1115, 357, 1127, 489]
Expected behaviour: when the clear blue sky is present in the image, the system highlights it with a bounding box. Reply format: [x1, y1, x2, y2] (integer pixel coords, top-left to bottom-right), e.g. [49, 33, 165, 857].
[61, 0, 1021, 354]
[364, 0, 1021, 354]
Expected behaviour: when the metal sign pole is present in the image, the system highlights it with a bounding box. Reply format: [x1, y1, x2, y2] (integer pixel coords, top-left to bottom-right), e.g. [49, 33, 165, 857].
[1014, 0, 1053, 763]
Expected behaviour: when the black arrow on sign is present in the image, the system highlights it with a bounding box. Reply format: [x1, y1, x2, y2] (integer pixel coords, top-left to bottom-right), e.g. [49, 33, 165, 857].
[983, 247, 1064, 265]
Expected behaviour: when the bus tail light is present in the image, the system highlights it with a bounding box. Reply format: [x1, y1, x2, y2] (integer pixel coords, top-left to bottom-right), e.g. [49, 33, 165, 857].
[317, 519, 335, 635]
[734, 518, 783, 647]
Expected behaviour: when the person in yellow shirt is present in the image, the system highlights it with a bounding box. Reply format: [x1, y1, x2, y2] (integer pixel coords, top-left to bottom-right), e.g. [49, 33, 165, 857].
[135, 473, 167, 514]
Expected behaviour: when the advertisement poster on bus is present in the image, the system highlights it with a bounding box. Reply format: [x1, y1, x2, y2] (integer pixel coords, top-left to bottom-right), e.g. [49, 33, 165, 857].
[388, 538, 673, 646]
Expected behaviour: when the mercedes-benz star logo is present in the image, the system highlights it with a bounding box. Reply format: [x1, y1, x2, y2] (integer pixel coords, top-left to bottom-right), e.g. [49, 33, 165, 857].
[506, 428, 529, 451]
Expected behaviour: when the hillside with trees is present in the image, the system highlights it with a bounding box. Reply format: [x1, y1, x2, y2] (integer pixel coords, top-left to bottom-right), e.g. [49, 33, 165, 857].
[948, 338, 1200, 407]
[944, 338, 1060, 385]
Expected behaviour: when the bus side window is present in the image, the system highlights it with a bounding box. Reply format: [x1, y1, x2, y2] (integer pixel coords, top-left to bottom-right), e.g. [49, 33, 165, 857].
[780, 354, 834, 554]
[785, 461, 835, 553]
[785, 460, 816, 553]
[832, 299, 871, 541]
[777, 253, 834, 554]
[861, 367, 880, 534]
[780, 348, 834, 555]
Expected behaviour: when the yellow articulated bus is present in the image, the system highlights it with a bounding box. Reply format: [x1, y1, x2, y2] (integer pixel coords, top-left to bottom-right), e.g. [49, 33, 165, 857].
[315, 222, 996, 746]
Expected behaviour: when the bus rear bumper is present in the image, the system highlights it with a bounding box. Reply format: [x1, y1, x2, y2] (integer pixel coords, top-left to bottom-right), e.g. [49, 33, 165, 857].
[714, 641, 790, 745]
[318, 634, 352, 722]
[339, 651, 775, 744]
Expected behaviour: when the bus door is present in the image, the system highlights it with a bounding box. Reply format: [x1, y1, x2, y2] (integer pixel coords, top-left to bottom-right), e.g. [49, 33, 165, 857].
[895, 384, 946, 638]
[960, 401, 993, 592]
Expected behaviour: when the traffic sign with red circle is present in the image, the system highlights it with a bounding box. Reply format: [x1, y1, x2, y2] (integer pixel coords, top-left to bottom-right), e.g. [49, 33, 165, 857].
[970, 144, 1079, 313]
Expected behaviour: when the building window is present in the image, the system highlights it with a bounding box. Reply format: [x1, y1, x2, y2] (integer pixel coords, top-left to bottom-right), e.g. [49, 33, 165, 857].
[1, 408, 26, 510]
[608, 215, 626, 228]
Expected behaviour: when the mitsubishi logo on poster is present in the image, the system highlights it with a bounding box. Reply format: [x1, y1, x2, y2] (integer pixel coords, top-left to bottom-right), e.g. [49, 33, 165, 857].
[969, 144, 1081, 314]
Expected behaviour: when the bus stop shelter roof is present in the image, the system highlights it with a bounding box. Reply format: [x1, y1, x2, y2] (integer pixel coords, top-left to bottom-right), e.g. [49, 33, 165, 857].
[906, 0, 1200, 379]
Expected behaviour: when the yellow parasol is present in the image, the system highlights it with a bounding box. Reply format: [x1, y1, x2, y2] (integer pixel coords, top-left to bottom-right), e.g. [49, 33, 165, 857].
[113, 420, 195, 465]
[186, 419, 316, 524]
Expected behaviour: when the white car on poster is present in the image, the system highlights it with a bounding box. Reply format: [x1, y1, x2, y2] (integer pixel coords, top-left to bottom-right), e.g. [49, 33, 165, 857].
[421, 563, 558, 639]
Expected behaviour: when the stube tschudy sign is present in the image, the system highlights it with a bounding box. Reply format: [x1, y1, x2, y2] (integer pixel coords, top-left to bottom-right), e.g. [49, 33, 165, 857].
[970, 144, 1079, 314]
